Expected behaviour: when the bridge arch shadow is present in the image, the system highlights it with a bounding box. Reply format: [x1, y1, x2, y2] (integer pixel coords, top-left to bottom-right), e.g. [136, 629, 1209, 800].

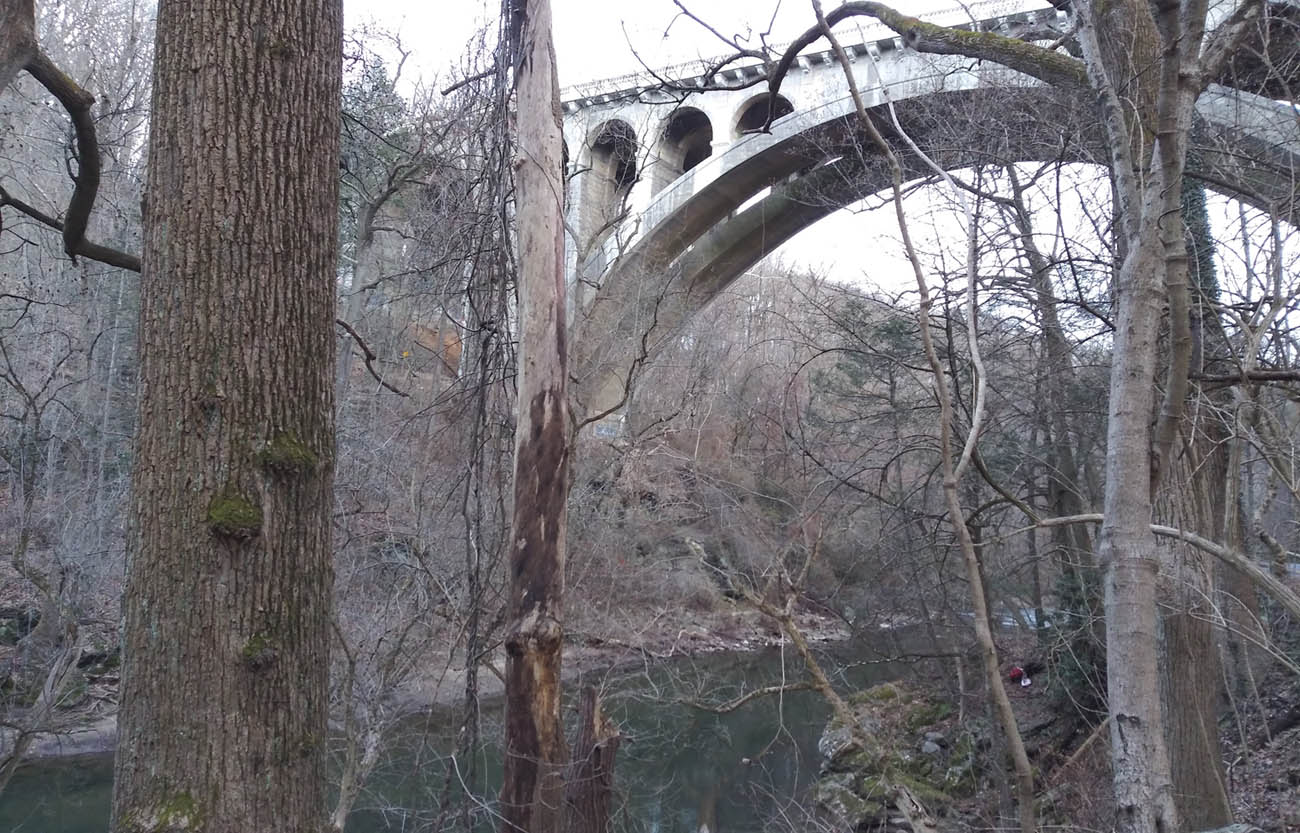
[735, 93, 795, 137]
[653, 107, 714, 195]
[579, 118, 641, 248]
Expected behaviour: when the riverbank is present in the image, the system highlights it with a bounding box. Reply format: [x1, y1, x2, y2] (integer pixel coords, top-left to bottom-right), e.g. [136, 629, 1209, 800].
[3, 627, 899, 833]
[14, 606, 851, 763]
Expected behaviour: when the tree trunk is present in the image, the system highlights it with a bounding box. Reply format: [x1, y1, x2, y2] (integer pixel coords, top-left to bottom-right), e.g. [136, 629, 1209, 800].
[564, 687, 620, 833]
[1154, 419, 1230, 829]
[335, 206, 380, 402]
[1091, 181, 1178, 833]
[1095, 236, 1179, 833]
[499, 2, 571, 832]
[110, 0, 341, 829]
[1153, 182, 1232, 830]
[1156, 446, 1230, 828]
[0, 0, 34, 89]
[1076, 0, 1210, 827]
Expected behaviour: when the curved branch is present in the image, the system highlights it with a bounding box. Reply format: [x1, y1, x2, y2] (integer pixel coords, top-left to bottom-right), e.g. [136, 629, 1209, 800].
[335, 318, 410, 397]
[24, 50, 99, 262]
[3, 47, 142, 272]
[768, 1, 1087, 114]
[0, 186, 141, 272]
[1038, 513, 1300, 621]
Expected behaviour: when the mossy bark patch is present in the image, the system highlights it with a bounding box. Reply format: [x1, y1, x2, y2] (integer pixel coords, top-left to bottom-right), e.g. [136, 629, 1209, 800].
[124, 791, 205, 832]
[206, 490, 262, 539]
[241, 632, 278, 670]
[255, 432, 320, 474]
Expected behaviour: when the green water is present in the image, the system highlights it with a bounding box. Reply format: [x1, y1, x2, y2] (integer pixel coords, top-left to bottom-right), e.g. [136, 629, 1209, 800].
[0, 641, 905, 832]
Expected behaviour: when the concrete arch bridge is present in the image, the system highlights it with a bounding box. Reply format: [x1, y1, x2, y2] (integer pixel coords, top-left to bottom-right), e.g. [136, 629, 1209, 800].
[559, 0, 1300, 420]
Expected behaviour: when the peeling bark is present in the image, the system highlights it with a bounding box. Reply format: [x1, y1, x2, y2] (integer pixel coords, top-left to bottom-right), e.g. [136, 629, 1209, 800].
[499, 2, 571, 832]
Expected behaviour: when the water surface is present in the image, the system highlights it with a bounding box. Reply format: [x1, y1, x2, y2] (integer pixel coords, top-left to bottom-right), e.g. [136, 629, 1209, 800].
[0, 639, 905, 832]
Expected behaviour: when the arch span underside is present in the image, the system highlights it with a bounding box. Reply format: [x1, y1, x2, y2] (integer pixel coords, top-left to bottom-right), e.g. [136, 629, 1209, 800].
[570, 74, 1300, 418]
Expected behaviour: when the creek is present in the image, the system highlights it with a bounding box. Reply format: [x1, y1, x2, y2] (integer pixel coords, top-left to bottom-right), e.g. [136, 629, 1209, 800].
[0, 638, 907, 832]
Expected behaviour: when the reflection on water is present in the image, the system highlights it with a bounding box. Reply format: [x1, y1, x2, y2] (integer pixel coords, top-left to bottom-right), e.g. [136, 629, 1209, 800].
[0, 754, 113, 832]
[0, 640, 905, 832]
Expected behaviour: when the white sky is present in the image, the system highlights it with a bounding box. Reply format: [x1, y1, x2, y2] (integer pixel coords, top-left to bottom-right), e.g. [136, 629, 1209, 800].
[347, 0, 840, 87]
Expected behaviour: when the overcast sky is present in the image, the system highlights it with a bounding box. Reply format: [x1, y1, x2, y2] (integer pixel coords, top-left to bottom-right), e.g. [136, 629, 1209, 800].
[347, 0, 845, 87]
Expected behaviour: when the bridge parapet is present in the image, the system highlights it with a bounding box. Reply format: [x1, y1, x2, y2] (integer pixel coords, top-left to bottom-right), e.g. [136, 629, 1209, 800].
[559, 0, 1062, 108]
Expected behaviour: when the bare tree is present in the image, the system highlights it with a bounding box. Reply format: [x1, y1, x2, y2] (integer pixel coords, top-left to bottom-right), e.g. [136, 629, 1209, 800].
[499, 1, 571, 832]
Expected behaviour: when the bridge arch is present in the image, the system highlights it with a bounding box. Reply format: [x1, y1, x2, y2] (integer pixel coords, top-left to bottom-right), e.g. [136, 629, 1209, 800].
[672, 85, 1298, 318]
[564, 30, 1300, 419]
[735, 92, 794, 137]
[579, 118, 640, 246]
[652, 107, 714, 195]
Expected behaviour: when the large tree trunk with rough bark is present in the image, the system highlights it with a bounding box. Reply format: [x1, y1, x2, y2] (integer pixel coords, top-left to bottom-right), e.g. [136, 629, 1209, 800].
[499, 1, 571, 832]
[110, 0, 341, 829]
[1153, 183, 1232, 830]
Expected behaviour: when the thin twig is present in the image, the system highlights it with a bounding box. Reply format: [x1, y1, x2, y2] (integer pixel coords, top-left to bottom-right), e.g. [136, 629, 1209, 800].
[681, 682, 817, 713]
[335, 318, 410, 397]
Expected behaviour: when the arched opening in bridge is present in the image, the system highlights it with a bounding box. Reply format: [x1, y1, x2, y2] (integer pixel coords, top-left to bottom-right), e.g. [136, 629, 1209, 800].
[653, 107, 714, 194]
[580, 119, 640, 248]
[735, 93, 794, 136]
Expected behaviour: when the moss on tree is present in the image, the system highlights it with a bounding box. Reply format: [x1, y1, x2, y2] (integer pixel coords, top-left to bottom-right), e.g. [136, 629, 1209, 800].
[241, 632, 278, 670]
[123, 791, 205, 832]
[815, 681, 974, 828]
[255, 432, 319, 475]
[206, 489, 262, 539]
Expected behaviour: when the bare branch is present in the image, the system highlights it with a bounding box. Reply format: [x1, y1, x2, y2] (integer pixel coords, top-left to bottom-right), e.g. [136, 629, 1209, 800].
[1037, 513, 1300, 622]
[681, 682, 817, 713]
[0, 185, 142, 272]
[1191, 368, 1300, 386]
[442, 65, 495, 96]
[768, 1, 1087, 116]
[335, 318, 411, 397]
[0, 48, 143, 272]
